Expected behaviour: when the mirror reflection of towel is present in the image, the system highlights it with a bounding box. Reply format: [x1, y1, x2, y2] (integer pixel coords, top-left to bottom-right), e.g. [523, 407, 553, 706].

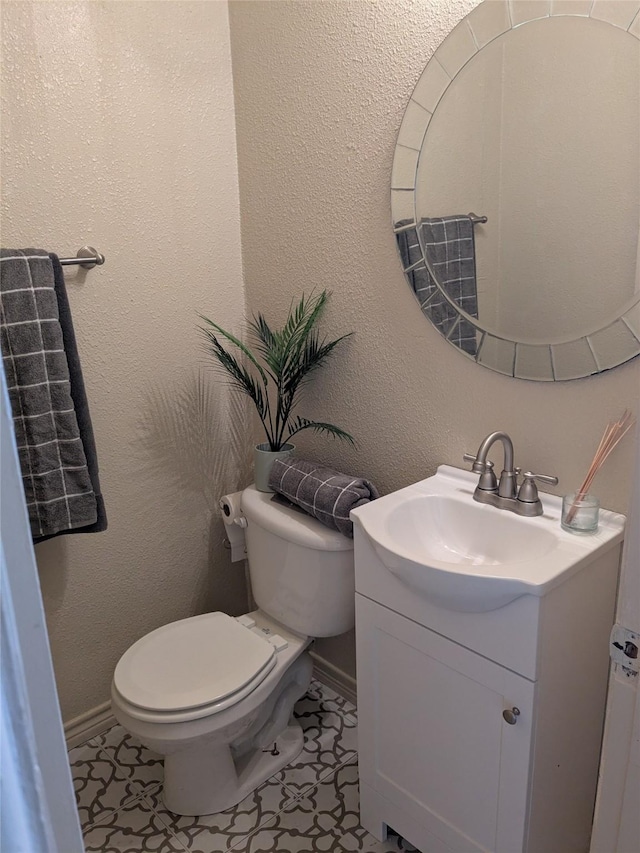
[395, 217, 478, 356]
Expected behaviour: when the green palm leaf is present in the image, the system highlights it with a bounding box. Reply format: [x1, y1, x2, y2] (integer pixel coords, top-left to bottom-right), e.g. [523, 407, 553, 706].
[247, 313, 282, 379]
[284, 416, 356, 447]
[199, 315, 270, 389]
[198, 291, 354, 451]
[284, 333, 352, 395]
[200, 328, 267, 421]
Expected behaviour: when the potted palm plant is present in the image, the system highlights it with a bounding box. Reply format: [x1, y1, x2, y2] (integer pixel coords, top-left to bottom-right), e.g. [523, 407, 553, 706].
[200, 290, 355, 491]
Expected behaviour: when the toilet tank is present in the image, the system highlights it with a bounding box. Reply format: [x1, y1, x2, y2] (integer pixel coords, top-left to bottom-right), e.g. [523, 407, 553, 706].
[241, 486, 355, 638]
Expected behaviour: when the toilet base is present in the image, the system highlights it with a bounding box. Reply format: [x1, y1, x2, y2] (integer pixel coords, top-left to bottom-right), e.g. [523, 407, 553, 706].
[112, 622, 315, 817]
[160, 650, 313, 816]
[162, 721, 304, 816]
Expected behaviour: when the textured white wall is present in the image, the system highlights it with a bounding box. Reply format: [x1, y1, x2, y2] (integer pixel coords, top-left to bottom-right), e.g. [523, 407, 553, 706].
[1, 0, 248, 722]
[229, 0, 640, 677]
[2, 0, 638, 716]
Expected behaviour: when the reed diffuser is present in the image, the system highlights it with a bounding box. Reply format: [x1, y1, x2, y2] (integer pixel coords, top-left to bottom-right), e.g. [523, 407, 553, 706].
[563, 409, 636, 529]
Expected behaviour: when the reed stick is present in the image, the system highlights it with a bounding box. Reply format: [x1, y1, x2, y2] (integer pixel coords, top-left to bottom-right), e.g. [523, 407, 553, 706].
[566, 409, 636, 524]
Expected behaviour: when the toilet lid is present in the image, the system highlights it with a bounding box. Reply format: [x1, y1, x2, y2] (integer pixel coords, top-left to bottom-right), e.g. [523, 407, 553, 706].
[114, 612, 276, 712]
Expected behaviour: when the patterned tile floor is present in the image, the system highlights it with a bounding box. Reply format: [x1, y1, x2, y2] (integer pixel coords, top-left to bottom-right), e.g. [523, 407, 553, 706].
[69, 680, 418, 852]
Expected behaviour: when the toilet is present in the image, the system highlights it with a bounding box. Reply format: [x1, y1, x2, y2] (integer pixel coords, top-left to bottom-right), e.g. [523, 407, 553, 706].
[111, 485, 355, 816]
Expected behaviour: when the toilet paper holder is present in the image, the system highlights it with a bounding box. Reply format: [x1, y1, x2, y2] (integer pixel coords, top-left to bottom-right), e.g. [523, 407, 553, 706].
[219, 492, 247, 562]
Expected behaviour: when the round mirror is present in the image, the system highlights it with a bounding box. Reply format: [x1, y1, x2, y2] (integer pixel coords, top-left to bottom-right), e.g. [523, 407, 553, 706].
[392, 0, 640, 380]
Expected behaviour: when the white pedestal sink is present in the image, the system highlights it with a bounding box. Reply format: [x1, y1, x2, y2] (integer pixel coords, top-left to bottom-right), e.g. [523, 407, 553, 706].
[351, 464, 624, 612]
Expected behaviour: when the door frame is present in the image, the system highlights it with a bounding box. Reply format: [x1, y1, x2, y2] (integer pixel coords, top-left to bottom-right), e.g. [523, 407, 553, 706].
[0, 366, 84, 851]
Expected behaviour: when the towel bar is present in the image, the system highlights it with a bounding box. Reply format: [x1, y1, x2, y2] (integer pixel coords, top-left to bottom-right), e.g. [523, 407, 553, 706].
[59, 246, 105, 269]
[467, 212, 487, 225]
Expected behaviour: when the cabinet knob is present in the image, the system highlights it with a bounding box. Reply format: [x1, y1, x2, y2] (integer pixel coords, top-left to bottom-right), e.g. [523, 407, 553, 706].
[502, 707, 520, 725]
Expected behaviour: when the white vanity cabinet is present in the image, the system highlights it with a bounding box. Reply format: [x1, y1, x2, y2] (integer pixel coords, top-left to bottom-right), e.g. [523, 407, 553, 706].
[354, 525, 622, 853]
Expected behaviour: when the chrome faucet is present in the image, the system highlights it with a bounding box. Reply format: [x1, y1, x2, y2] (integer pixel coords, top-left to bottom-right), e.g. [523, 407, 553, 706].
[464, 431, 558, 517]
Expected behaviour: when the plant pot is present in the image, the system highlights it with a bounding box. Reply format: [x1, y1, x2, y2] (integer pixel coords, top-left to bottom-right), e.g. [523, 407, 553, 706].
[254, 443, 295, 493]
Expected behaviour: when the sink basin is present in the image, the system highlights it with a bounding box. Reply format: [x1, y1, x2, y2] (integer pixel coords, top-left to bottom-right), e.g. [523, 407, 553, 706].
[350, 465, 625, 612]
[386, 495, 557, 568]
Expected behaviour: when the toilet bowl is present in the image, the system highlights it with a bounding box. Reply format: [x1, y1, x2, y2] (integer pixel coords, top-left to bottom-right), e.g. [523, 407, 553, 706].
[111, 610, 313, 815]
[111, 485, 355, 816]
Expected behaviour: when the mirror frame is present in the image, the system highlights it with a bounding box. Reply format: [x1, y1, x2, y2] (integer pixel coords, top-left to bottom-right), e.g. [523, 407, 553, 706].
[392, 0, 640, 380]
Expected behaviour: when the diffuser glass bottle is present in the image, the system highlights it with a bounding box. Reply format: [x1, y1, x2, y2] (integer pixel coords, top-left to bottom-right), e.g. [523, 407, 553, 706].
[561, 493, 600, 534]
[562, 410, 634, 535]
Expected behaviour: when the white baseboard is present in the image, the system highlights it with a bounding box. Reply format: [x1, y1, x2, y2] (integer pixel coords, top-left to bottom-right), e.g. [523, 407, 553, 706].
[64, 701, 116, 749]
[310, 650, 357, 708]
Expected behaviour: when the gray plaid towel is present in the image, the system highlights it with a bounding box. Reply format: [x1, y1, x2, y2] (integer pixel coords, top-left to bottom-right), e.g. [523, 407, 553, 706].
[396, 216, 478, 356]
[268, 458, 379, 538]
[1, 249, 98, 539]
[420, 215, 478, 320]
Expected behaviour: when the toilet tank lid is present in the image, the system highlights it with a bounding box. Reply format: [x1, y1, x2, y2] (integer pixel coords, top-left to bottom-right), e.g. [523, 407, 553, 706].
[241, 486, 354, 552]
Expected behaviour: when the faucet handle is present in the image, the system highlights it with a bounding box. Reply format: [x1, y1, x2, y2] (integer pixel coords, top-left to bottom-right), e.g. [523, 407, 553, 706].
[464, 454, 497, 491]
[518, 471, 559, 503]
[463, 452, 494, 471]
[525, 471, 559, 485]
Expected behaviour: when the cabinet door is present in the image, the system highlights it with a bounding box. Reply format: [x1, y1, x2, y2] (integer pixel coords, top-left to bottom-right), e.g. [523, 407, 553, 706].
[356, 595, 535, 853]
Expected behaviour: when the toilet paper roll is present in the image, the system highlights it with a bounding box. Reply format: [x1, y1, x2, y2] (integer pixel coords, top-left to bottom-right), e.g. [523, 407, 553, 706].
[220, 491, 243, 522]
[219, 492, 247, 562]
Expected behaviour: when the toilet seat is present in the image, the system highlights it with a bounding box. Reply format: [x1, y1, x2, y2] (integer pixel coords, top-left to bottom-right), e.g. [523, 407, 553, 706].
[114, 612, 277, 718]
